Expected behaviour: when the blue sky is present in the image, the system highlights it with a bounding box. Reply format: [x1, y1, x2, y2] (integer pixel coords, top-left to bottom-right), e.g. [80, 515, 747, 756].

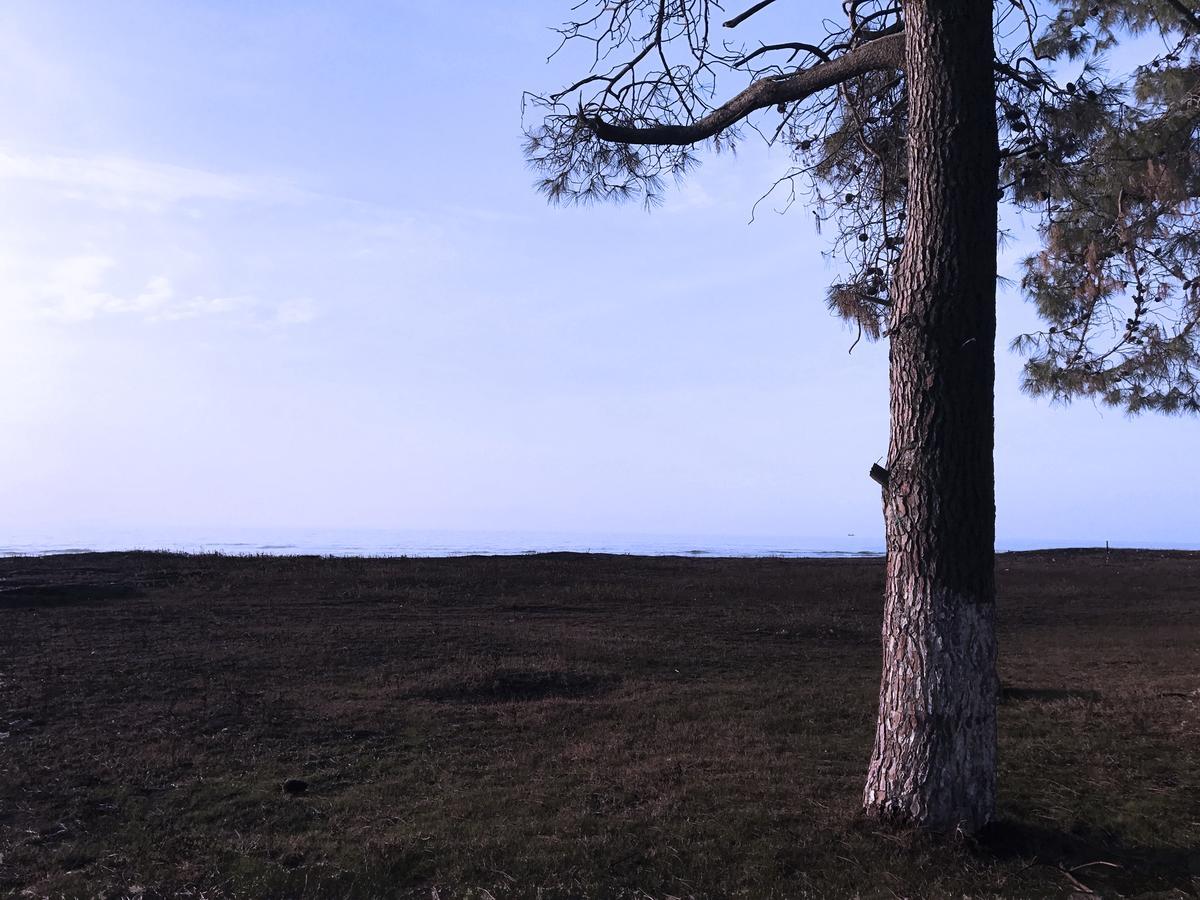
[1, 0, 1196, 547]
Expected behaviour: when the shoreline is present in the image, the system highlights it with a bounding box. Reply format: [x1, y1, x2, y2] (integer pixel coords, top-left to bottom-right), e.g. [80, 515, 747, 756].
[3, 544, 1199, 563]
[6, 526, 1195, 560]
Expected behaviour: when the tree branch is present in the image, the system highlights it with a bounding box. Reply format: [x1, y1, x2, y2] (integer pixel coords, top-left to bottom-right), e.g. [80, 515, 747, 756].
[723, 0, 780, 29]
[736, 41, 831, 68]
[588, 31, 905, 146]
[1162, 0, 1200, 32]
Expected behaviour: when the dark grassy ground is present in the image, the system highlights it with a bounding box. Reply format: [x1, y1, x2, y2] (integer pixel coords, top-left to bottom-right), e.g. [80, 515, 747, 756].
[1, 550, 1197, 899]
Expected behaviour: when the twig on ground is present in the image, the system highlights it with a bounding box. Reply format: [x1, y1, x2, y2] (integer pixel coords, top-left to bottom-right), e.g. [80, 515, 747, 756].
[1057, 865, 1096, 894]
[1069, 861, 1122, 873]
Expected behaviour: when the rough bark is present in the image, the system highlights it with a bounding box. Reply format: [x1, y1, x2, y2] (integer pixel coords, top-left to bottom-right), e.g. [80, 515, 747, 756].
[862, 0, 999, 832]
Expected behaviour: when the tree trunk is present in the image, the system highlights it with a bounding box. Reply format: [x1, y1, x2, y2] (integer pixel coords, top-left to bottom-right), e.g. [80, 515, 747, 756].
[862, 0, 999, 832]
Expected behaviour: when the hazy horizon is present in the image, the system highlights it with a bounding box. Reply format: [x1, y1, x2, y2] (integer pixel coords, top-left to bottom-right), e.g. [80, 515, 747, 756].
[3, 523, 1197, 561]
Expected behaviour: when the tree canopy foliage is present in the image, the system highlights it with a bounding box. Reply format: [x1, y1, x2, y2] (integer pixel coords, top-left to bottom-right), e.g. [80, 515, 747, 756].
[525, 1, 1200, 413]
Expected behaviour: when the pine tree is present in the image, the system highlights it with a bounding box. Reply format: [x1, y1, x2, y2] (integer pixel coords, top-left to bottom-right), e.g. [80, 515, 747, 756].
[524, 0, 1200, 831]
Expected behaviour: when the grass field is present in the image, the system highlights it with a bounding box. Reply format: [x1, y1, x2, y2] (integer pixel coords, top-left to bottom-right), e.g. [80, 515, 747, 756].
[1, 549, 1198, 898]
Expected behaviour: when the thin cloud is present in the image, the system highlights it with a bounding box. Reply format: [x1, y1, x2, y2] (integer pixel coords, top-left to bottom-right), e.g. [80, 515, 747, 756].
[35, 254, 170, 322]
[17, 253, 312, 327]
[0, 147, 298, 211]
[273, 298, 318, 325]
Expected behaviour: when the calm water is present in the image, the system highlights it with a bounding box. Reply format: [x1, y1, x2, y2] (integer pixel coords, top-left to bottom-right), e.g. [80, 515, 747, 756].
[1, 527, 1192, 559]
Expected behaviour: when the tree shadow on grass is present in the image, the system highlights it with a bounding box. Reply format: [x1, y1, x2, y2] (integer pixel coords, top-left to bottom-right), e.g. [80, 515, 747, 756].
[976, 819, 1199, 896]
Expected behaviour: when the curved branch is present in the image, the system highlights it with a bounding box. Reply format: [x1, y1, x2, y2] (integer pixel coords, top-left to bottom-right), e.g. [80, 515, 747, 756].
[588, 31, 905, 146]
[736, 41, 831, 68]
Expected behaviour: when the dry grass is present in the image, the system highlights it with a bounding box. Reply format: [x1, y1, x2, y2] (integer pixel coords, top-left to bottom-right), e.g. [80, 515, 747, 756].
[1, 549, 1197, 898]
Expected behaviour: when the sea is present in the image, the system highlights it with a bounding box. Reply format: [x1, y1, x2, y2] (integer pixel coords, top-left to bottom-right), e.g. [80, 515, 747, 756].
[0, 527, 883, 559]
[1, 527, 1192, 559]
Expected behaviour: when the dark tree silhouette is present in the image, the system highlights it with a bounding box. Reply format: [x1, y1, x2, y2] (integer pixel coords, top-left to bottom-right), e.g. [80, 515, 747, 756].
[525, 0, 1200, 831]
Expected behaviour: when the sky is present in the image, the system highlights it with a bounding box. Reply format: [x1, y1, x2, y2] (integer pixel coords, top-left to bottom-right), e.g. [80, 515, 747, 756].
[1, 0, 1196, 549]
